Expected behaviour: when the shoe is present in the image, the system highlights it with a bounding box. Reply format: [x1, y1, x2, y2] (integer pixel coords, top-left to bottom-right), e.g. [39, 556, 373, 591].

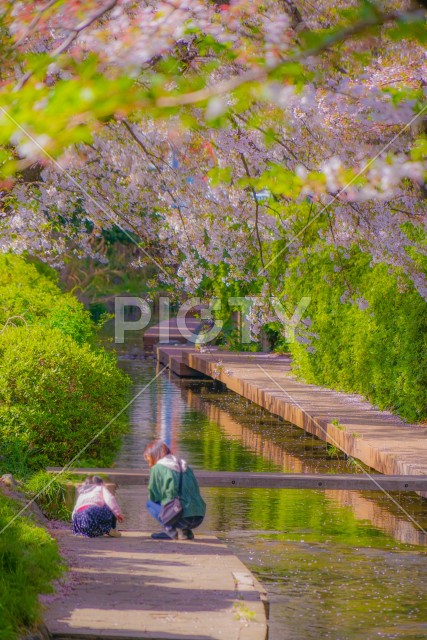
[177, 528, 194, 540]
[151, 531, 176, 540]
[107, 529, 121, 537]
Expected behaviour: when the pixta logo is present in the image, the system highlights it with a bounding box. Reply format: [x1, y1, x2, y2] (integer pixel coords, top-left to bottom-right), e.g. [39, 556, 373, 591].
[114, 296, 310, 344]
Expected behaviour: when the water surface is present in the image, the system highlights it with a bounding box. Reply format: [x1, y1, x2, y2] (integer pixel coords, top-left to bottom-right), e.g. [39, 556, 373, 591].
[116, 358, 427, 640]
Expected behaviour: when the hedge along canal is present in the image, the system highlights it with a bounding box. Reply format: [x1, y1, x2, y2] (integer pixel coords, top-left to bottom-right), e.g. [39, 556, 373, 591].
[115, 357, 427, 640]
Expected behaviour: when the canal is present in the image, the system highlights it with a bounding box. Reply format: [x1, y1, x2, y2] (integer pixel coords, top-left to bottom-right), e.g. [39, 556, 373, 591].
[115, 357, 427, 640]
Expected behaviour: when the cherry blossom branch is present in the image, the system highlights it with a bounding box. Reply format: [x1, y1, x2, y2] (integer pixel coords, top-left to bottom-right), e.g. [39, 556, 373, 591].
[156, 8, 418, 108]
[239, 151, 265, 271]
[122, 120, 167, 173]
[14, 0, 62, 48]
[233, 112, 302, 167]
[266, 101, 427, 286]
[324, 210, 356, 296]
[0, 105, 172, 278]
[279, 0, 307, 30]
[122, 119, 194, 251]
[390, 207, 425, 218]
[14, 0, 118, 91]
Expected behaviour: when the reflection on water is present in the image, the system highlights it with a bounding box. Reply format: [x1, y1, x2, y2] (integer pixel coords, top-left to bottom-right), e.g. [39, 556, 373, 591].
[116, 358, 427, 640]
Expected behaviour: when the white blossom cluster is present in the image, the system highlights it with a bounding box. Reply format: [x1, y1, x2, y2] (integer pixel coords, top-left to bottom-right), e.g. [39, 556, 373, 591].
[3, 0, 427, 302]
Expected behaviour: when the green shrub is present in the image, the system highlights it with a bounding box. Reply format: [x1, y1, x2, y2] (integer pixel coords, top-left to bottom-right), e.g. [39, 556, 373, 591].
[0, 325, 130, 468]
[0, 254, 94, 344]
[23, 471, 72, 521]
[88, 301, 108, 323]
[0, 439, 33, 479]
[0, 493, 63, 639]
[283, 246, 427, 422]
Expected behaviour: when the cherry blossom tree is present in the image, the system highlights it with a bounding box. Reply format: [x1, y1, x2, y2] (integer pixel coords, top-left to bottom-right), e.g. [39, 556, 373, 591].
[0, 0, 426, 304]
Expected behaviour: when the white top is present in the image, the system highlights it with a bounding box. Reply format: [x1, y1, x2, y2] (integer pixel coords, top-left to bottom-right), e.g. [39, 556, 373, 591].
[72, 484, 122, 518]
[157, 454, 187, 472]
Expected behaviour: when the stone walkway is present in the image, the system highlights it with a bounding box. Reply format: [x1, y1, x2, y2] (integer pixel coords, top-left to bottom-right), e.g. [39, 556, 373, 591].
[45, 530, 268, 640]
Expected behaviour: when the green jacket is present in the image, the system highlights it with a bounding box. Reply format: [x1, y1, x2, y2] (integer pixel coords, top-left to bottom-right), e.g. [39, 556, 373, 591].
[148, 455, 206, 518]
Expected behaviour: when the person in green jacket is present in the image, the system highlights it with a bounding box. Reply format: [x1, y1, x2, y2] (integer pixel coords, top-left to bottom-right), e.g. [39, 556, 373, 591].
[144, 439, 206, 540]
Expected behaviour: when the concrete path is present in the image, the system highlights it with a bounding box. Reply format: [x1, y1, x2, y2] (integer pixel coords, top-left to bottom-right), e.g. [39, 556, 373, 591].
[45, 530, 268, 640]
[155, 347, 427, 488]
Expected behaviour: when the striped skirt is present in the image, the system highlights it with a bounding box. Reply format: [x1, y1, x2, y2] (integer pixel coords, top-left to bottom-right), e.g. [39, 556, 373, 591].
[72, 505, 116, 538]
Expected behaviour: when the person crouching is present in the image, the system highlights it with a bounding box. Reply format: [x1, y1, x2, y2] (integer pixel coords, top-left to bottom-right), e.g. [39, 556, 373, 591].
[72, 475, 124, 538]
[144, 440, 206, 540]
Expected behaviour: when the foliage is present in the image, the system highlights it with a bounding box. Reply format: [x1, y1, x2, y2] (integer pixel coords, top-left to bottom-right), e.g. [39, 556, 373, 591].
[326, 445, 344, 459]
[0, 492, 63, 640]
[282, 244, 427, 422]
[0, 0, 424, 165]
[0, 254, 131, 471]
[60, 233, 157, 312]
[23, 471, 72, 521]
[0, 1, 425, 424]
[0, 1, 425, 304]
[0, 439, 34, 479]
[0, 324, 130, 468]
[0, 254, 94, 344]
[263, 322, 290, 353]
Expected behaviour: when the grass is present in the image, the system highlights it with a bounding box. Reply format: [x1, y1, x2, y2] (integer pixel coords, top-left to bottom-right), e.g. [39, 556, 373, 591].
[326, 444, 342, 459]
[233, 601, 257, 622]
[23, 471, 73, 521]
[0, 492, 64, 640]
